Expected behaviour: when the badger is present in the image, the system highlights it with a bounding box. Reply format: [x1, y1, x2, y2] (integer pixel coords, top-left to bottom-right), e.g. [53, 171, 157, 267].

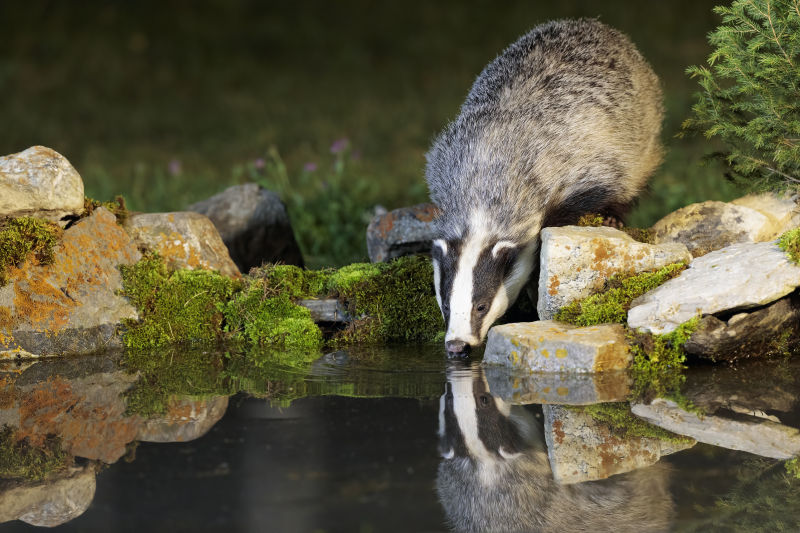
[426, 19, 664, 355]
[437, 368, 673, 532]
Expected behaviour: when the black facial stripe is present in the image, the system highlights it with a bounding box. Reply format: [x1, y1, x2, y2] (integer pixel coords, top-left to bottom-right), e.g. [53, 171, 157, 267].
[470, 243, 519, 336]
[470, 378, 527, 457]
[433, 239, 462, 327]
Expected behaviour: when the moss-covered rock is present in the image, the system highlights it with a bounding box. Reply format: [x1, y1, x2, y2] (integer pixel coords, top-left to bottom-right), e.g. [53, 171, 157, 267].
[576, 402, 694, 445]
[0, 425, 71, 481]
[554, 263, 687, 326]
[329, 255, 444, 344]
[0, 217, 62, 287]
[119, 253, 238, 349]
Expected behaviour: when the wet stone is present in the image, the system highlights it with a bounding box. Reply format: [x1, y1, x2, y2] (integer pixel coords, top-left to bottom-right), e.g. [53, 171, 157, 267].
[0, 465, 96, 527]
[297, 298, 352, 323]
[0, 208, 141, 358]
[484, 320, 631, 373]
[731, 192, 800, 240]
[651, 200, 772, 257]
[125, 211, 240, 277]
[628, 241, 800, 335]
[188, 183, 304, 271]
[631, 398, 800, 460]
[136, 396, 229, 443]
[366, 203, 440, 263]
[484, 366, 630, 405]
[0, 146, 85, 225]
[537, 226, 691, 320]
[543, 405, 694, 484]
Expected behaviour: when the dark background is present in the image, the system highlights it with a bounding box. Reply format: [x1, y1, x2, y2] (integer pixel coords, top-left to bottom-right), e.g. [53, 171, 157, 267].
[0, 0, 738, 264]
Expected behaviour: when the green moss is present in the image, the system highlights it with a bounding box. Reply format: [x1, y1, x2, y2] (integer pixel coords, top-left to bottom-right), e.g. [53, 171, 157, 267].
[575, 402, 694, 445]
[555, 263, 687, 326]
[119, 253, 238, 348]
[629, 316, 701, 403]
[0, 425, 71, 481]
[787, 458, 800, 480]
[83, 195, 128, 224]
[0, 217, 62, 286]
[778, 227, 800, 265]
[329, 256, 444, 344]
[621, 227, 654, 244]
[574, 213, 653, 243]
[576, 213, 605, 227]
[223, 281, 323, 354]
[249, 263, 332, 299]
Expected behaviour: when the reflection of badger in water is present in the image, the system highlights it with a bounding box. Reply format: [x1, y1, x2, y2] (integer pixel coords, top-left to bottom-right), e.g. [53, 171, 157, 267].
[437, 368, 673, 532]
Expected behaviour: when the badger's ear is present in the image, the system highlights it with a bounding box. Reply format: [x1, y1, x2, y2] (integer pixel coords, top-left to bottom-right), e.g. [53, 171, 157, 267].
[491, 240, 519, 263]
[432, 239, 448, 259]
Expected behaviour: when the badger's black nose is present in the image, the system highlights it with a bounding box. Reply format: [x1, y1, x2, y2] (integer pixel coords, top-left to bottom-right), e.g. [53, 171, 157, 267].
[445, 340, 470, 357]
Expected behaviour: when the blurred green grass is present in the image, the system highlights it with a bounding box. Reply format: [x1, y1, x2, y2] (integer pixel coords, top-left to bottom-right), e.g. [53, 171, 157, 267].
[0, 0, 740, 265]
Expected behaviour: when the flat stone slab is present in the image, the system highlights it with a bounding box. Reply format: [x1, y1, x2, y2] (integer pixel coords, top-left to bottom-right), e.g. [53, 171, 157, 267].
[125, 211, 240, 277]
[651, 200, 771, 257]
[0, 146, 84, 225]
[0, 208, 141, 358]
[543, 405, 694, 484]
[484, 366, 630, 405]
[537, 226, 690, 320]
[631, 398, 800, 459]
[628, 241, 800, 335]
[188, 183, 303, 271]
[484, 321, 631, 373]
[731, 192, 800, 240]
[366, 203, 439, 262]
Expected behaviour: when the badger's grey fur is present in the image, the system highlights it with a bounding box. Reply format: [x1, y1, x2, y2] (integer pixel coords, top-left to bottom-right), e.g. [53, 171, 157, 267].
[437, 368, 673, 532]
[426, 19, 664, 355]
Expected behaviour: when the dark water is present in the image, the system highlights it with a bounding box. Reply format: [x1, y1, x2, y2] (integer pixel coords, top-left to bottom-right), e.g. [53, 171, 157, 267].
[1, 348, 799, 532]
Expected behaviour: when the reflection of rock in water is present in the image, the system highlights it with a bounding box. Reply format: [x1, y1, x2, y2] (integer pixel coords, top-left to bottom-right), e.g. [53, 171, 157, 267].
[436, 369, 673, 533]
[0, 463, 96, 527]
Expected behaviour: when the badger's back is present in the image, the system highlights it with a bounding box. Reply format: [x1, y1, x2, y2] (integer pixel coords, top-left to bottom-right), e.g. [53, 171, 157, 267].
[426, 19, 664, 242]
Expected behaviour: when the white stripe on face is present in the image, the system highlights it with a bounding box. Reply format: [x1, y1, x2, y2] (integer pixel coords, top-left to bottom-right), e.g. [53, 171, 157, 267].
[449, 372, 494, 463]
[445, 233, 483, 346]
[432, 257, 443, 315]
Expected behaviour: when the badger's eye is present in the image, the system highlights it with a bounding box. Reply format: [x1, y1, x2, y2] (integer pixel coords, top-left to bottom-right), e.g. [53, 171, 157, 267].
[476, 303, 488, 314]
[478, 394, 491, 408]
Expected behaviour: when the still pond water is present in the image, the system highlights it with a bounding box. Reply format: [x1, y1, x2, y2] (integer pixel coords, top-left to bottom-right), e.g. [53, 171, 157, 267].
[0, 346, 799, 532]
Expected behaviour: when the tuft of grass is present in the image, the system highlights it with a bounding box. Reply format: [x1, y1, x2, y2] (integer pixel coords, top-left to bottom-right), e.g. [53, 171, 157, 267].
[0, 217, 62, 286]
[554, 263, 687, 326]
[0, 425, 71, 481]
[778, 227, 800, 264]
[575, 402, 694, 444]
[787, 458, 800, 480]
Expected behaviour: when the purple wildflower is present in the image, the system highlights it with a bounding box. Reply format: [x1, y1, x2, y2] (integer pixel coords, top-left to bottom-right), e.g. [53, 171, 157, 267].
[329, 137, 349, 154]
[253, 157, 266, 170]
[350, 149, 361, 161]
[303, 162, 318, 172]
[168, 158, 182, 176]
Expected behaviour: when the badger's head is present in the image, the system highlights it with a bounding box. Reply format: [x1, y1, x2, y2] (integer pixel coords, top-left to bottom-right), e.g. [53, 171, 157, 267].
[432, 235, 536, 356]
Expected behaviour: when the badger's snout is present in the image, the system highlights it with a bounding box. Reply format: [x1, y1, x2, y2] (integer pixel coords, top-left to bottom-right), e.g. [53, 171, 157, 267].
[445, 339, 471, 357]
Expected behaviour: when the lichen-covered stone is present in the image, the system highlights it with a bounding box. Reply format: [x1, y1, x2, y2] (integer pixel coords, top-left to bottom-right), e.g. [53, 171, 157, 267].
[543, 404, 694, 484]
[651, 200, 774, 257]
[0, 146, 84, 225]
[484, 321, 631, 373]
[537, 226, 690, 320]
[628, 241, 800, 335]
[0, 465, 96, 527]
[188, 183, 303, 271]
[124, 211, 240, 277]
[366, 203, 439, 262]
[684, 293, 800, 361]
[731, 192, 800, 241]
[136, 396, 228, 443]
[631, 398, 800, 460]
[0, 208, 141, 358]
[485, 365, 630, 404]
